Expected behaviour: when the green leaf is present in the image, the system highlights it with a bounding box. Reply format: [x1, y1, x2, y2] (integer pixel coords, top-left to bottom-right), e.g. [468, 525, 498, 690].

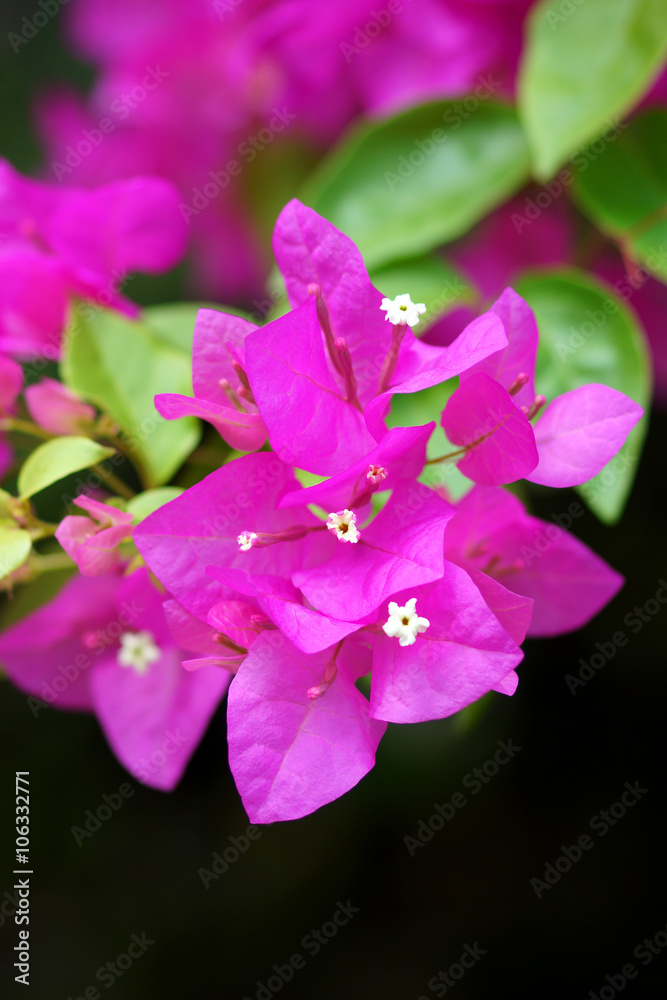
[572, 110, 667, 282]
[62, 306, 200, 488]
[17, 437, 115, 500]
[293, 470, 328, 490]
[126, 487, 184, 523]
[142, 301, 254, 353]
[302, 101, 530, 270]
[0, 489, 14, 518]
[519, 0, 667, 179]
[516, 269, 651, 522]
[0, 523, 32, 580]
[369, 256, 476, 327]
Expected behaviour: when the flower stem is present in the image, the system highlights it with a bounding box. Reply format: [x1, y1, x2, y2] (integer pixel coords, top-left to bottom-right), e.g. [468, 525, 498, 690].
[92, 464, 135, 499]
[425, 447, 468, 464]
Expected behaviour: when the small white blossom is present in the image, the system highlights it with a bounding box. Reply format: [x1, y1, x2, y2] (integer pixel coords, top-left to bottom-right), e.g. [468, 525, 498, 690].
[237, 530, 258, 551]
[117, 630, 161, 675]
[326, 509, 360, 543]
[382, 598, 430, 646]
[380, 293, 426, 327]
[366, 463, 388, 485]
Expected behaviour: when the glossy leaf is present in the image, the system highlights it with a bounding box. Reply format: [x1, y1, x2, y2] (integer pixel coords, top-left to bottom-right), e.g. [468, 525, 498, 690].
[572, 110, 667, 283]
[126, 487, 185, 523]
[516, 269, 651, 521]
[0, 523, 31, 580]
[519, 0, 667, 178]
[302, 101, 530, 269]
[142, 301, 253, 354]
[62, 305, 200, 487]
[17, 437, 115, 499]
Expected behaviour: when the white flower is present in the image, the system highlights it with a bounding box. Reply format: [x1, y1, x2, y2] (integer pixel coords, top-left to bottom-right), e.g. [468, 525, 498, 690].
[326, 509, 360, 543]
[380, 293, 426, 327]
[117, 630, 161, 675]
[237, 530, 258, 551]
[382, 598, 430, 646]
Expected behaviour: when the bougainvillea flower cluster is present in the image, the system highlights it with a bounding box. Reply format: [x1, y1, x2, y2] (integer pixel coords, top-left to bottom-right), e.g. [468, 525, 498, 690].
[134, 201, 637, 820]
[0, 201, 641, 822]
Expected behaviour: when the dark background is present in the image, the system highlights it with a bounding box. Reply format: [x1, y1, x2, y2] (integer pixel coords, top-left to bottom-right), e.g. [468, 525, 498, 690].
[1, 6, 666, 998]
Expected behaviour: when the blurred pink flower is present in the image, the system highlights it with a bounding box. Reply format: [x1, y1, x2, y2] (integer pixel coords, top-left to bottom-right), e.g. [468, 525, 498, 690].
[55, 495, 134, 576]
[35, 0, 536, 301]
[0, 158, 187, 358]
[0, 567, 229, 790]
[25, 377, 96, 435]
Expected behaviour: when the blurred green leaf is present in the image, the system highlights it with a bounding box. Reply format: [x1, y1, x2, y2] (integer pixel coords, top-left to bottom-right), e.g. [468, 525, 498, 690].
[0, 523, 32, 580]
[302, 101, 530, 269]
[0, 489, 14, 518]
[370, 256, 475, 327]
[572, 110, 667, 283]
[17, 437, 115, 500]
[142, 301, 254, 354]
[141, 303, 201, 354]
[126, 487, 184, 523]
[516, 269, 651, 522]
[293, 470, 328, 490]
[519, 0, 667, 179]
[62, 306, 200, 488]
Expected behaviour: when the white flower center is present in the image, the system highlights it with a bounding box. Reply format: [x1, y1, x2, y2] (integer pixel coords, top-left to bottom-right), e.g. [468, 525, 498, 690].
[382, 598, 430, 646]
[237, 530, 258, 551]
[326, 509, 360, 543]
[117, 630, 161, 675]
[366, 463, 388, 485]
[380, 293, 426, 327]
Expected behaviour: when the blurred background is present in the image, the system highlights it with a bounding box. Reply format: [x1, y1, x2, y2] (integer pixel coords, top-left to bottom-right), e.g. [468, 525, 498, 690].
[1, 1, 666, 997]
